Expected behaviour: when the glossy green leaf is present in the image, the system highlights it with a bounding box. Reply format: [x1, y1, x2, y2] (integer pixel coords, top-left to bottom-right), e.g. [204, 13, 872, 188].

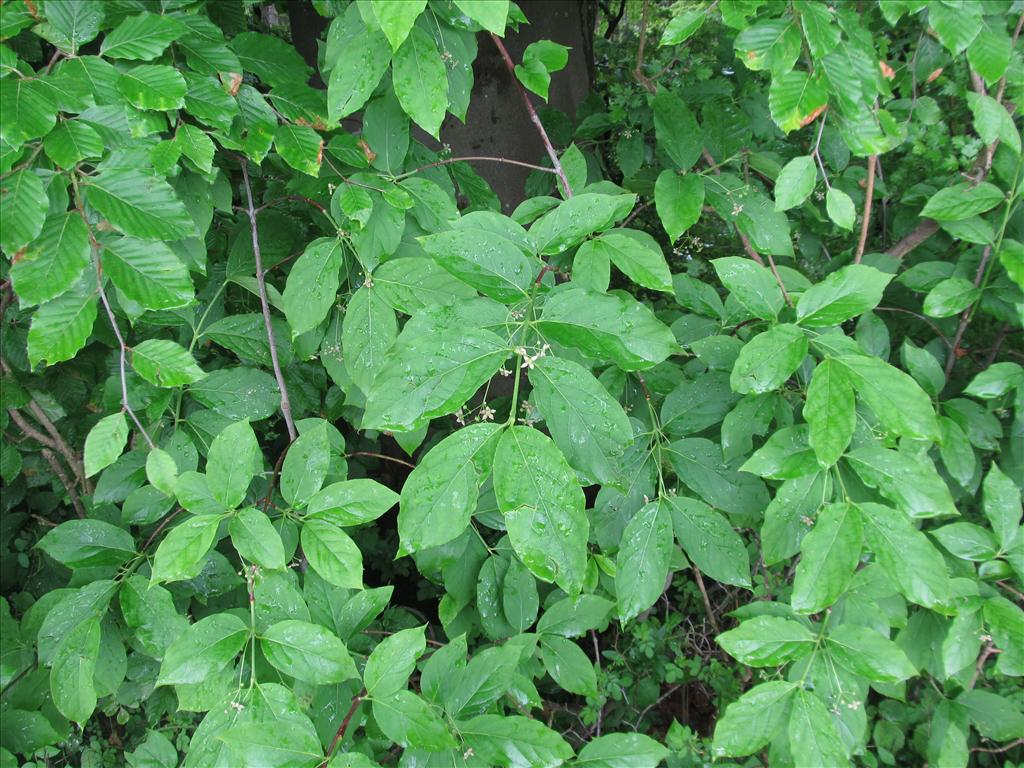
[274, 123, 322, 177]
[769, 70, 827, 133]
[616, 501, 673, 622]
[42, 120, 103, 168]
[327, 25, 391, 121]
[307, 478, 401, 527]
[540, 634, 597, 696]
[847, 446, 957, 518]
[654, 170, 704, 242]
[664, 496, 751, 587]
[920, 182, 1005, 221]
[131, 340, 206, 387]
[86, 169, 197, 241]
[0, 169, 47, 255]
[37, 519, 135, 569]
[150, 514, 221, 583]
[453, 0, 508, 34]
[157, 613, 247, 686]
[712, 681, 796, 757]
[26, 270, 98, 367]
[804, 359, 855, 466]
[652, 90, 702, 171]
[922, 277, 980, 318]
[229, 507, 286, 570]
[301, 520, 362, 589]
[373, 690, 456, 751]
[459, 715, 573, 767]
[493, 426, 588, 596]
[84, 412, 129, 478]
[364, 625, 425, 698]
[392, 26, 448, 137]
[117, 64, 186, 110]
[207, 419, 260, 509]
[835, 354, 940, 440]
[712, 257, 784, 319]
[982, 463, 1021, 550]
[796, 265, 892, 327]
[101, 236, 193, 310]
[101, 11, 183, 60]
[261, 620, 357, 684]
[788, 689, 851, 768]
[730, 324, 807, 395]
[372, 0, 426, 50]
[826, 624, 916, 682]
[773, 155, 817, 211]
[50, 616, 100, 724]
[280, 422, 330, 508]
[342, 284, 397, 395]
[791, 503, 862, 613]
[717, 616, 814, 666]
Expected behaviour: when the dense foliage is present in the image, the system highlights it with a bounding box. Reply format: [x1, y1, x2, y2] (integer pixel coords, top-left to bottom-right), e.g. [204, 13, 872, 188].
[1, 0, 1022, 766]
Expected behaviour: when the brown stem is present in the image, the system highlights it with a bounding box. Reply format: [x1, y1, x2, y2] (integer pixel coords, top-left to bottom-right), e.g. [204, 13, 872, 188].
[41, 448, 86, 518]
[253, 194, 328, 216]
[945, 244, 992, 377]
[240, 160, 298, 442]
[141, 507, 184, 552]
[344, 451, 415, 470]
[262, 443, 291, 510]
[320, 688, 366, 767]
[887, 218, 939, 259]
[984, 323, 1011, 367]
[489, 34, 574, 198]
[94, 261, 156, 450]
[970, 738, 1024, 755]
[634, 0, 656, 93]
[968, 640, 997, 689]
[874, 306, 954, 350]
[854, 155, 877, 263]
[692, 565, 721, 635]
[399, 156, 557, 179]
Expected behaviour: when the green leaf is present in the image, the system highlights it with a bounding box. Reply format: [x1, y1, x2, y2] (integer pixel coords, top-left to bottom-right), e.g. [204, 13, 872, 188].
[529, 356, 632, 487]
[585, 230, 673, 293]
[117, 64, 186, 111]
[540, 634, 597, 696]
[847, 446, 957, 518]
[0, 169, 48, 255]
[207, 420, 260, 509]
[274, 123, 322, 177]
[826, 624, 916, 682]
[502, 557, 539, 633]
[654, 170, 704, 242]
[856, 502, 951, 610]
[307, 478, 401, 527]
[327, 25, 391, 122]
[537, 595, 613, 637]
[712, 257, 784, 319]
[984, 596, 1024, 676]
[36, 0, 103, 53]
[774, 155, 817, 211]
[769, 71, 827, 133]
[967, 92, 1021, 153]
[100, 11, 183, 60]
[37, 519, 135, 569]
[932, 522, 998, 561]
[825, 187, 855, 230]
[419, 214, 536, 302]
[661, 9, 704, 46]
[392, 26, 448, 137]
[42, 120, 103, 171]
[835, 354, 940, 440]
[664, 496, 751, 587]
[364, 625, 425, 698]
[576, 733, 669, 767]
[101, 235, 193, 310]
[218, 717, 323, 768]
[372, 256, 476, 313]
[373, 690, 456, 751]
[494, 426, 588, 596]
[230, 31, 311, 88]
[791, 503, 862, 613]
[229, 507, 286, 570]
[788, 689, 851, 768]
[717, 616, 815, 666]
[712, 681, 796, 757]
[652, 90, 702, 171]
[616, 501, 673, 622]
[968, 17, 1012, 85]
[923, 277, 980, 318]
[86, 169, 197, 241]
[362, 326, 508, 432]
[175, 123, 214, 174]
[799, 1, 840, 57]
[730, 324, 807, 395]
[280, 238, 343, 338]
[964, 361, 1024, 399]
[796, 265, 893, 327]
[459, 715, 573, 767]
[0, 78, 57, 146]
[537, 285, 677, 371]
[734, 19, 801, 74]
[453, 0, 508, 35]
[301, 519, 362, 588]
[260, 619, 357, 684]
[398, 424, 502, 553]
[157, 613, 248, 686]
[920, 182, 1005, 221]
[50, 615, 100, 725]
[514, 40, 569, 101]
[189, 367, 281, 421]
[372, 0, 426, 51]
[131, 340, 206, 388]
[982, 463, 1021, 551]
[958, 689, 1024, 742]
[27, 270, 98, 367]
[280, 423, 330, 508]
[342, 284, 397, 395]
[530, 193, 636, 255]
[146, 448, 178, 497]
[151, 514, 221, 583]
[666, 437, 769, 519]
[84, 412, 129, 478]
[804, 359, 855, 466]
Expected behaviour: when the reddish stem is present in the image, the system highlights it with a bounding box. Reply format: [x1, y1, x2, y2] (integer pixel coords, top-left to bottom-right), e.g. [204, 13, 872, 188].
[320, 689, 366, 767]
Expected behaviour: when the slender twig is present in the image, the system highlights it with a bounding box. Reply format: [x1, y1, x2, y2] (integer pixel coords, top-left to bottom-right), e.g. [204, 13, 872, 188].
[41, 449, 86, 518]
[252, 194, 327, 215]
[240, 160, 297, 442]
[489, 34, 573, 198]
[971, 738, 1024, 755]
[874, 306, 953, 350]
[320, 689, 366, 767]
[996, 580, 1024, 601]
[692, 566, 721, 635]
[632, 683, 681, 730]
[94, 270, 156, 450]
[262, 444, 291, 510]
[968, 640, 997, 689]
[395, 156, 557, 180]
[141, 508, 185, 552]
[0, 663, 35, 698]
[633, 0, 656, 94]
[854, 155, 877, 263]
[945, 244, 993, 377]
[344, 451, 415, 470]
[984, 323, 1011, 367]
[887, 218, 939, 259]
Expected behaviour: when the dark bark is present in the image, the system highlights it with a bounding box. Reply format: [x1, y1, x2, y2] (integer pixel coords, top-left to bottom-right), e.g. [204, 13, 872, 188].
[287, 0, 328, 86]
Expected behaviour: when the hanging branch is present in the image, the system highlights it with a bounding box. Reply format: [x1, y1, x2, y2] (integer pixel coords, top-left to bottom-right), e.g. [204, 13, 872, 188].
[240, 159, 298, 442]
[489, 34, 574, 198]
[94, 260, 156, 450]
[854, 154, 877, 263]
[395, 155, 558, 180]
[944, 244, 993, 377]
